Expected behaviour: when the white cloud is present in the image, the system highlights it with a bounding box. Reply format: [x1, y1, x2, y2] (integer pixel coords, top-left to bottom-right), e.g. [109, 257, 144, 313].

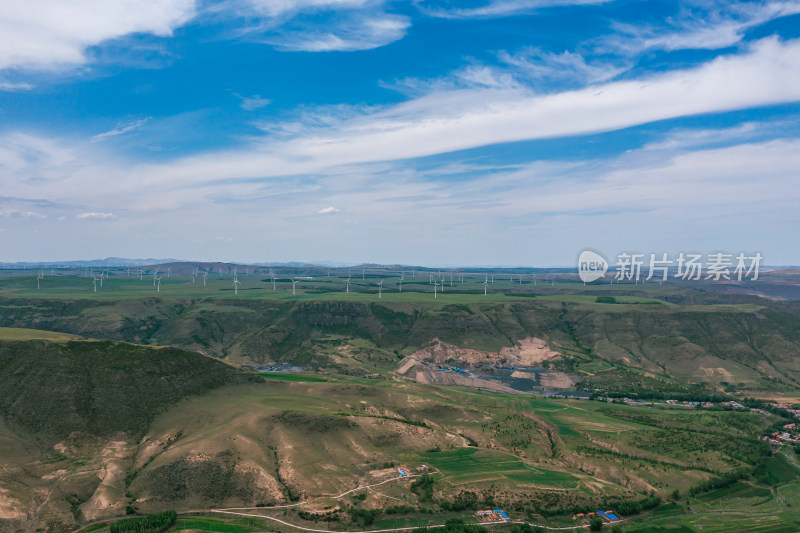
[91, 118, 150, 142]
[263, 12, 410, 52]
[498, 48, 628, 87]
[234, 94, 271, 111]
[1, 39, 800, 263]
[0, 81, 34, 91]
[603, 0, 800, 53]
[419, 0, 610, 19]
[0, 1, 196, 71]
[248, 37, 800, 170]
[5, 38, 799, 198]
[17, 211, 46, 219]
[242, 0, 372, 18]
[76, 212, 115, 219]
[216, 0, 409, 52]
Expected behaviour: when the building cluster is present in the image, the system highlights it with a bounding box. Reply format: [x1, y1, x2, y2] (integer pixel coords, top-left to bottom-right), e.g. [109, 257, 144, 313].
[573, 510, 622, 525]
[476, 510, 509, 523]
[397, 464, 429, 478]
[771, 403, 800, 418]
[436, 366, 468, 374]
[762, 423, 800, 446]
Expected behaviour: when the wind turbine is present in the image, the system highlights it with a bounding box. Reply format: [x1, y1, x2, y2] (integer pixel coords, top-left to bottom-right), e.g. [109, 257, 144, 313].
[138, 268, 143, 280]
[433, 280, 440, 298]
[202, 271, 208, 286]
[92, 275, 99, 292]
[37, 271, 44, 289]
[155, 275, 163, 293]
[346, 277, 351, 294]
[533, 273, 537, 286]
[291, 278, 297, 296]
[483, 278, 488, 295]
[362, 269, 365, 280]
[233, 274, 240, 295]
[398, 278, 402, 293]
[153, 270, 159, 286]
[378, 280, 383, 299]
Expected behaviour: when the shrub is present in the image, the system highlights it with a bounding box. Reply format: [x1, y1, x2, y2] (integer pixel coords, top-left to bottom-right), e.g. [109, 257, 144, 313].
[110, 510, 176, 533]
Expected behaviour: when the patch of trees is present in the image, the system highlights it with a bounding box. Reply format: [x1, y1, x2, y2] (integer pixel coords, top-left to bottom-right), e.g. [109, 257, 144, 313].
[595, 297, 617, 304]
[573, 444, 713, 473]
[411, 474, 435, 502]
[509, 524, 546, 533]
[610, 495, 661, 516]
[298, 509, 340, 522]
[438, 491, 479, 511]
[109, 510, 176, 533]
[688, 469, 748, 496]
[413, 518, 488, 533]
[385, 505, 414, 514]
[347, 507, 378, 525]
[537, 495, 661, 518]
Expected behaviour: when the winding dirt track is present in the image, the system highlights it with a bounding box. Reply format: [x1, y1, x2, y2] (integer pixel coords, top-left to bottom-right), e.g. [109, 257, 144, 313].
[72, 471, 590, 532]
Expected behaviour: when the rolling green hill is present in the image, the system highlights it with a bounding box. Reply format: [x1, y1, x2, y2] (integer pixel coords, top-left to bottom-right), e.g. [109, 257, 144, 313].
[1, 295, 799, 395]
[0, 339, 256, 440]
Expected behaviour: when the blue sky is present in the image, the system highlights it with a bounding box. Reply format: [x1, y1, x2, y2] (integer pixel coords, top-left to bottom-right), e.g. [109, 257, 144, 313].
[1, 0, 799, 266]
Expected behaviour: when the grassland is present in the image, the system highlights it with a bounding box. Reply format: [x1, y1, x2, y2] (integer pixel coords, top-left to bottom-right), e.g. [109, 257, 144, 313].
[258, 373, 329, 382]
[2, 267, 800, 532]
[4, 362, 797, 531]
[0, 326, 84, 341]
[2, 270, 800, 396]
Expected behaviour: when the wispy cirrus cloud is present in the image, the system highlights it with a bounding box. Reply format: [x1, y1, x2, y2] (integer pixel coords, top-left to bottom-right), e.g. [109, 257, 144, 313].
[76, 212, 115, 220]
[3, 35, 800, 263]
[417, 0, 610, 19]
[0, 0, 196, 71]
[91, 118, 151, 142]
[602, 0, 800, 54]
[497, 47, 628, 87]
[0, 81, 34, 91]
[234, 93, 271, 111]
[216, 0, 410, 52]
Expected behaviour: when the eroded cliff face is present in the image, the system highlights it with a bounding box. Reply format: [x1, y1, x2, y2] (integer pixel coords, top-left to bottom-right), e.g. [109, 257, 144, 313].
[406, 337, 560, 366]
[397, 337, 574, 391]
